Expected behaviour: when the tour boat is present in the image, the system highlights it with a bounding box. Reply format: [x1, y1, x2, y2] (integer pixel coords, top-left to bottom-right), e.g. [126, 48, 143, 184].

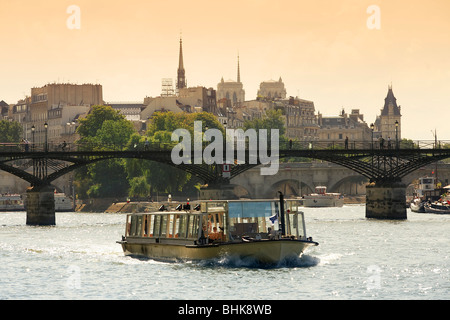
[117, 194, 318, 264]
[302, 186, 344, 207]
[0, 194, 25, 211]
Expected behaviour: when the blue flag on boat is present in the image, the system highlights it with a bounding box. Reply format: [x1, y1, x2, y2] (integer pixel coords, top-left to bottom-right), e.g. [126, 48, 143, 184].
[269, 214, 278, 224]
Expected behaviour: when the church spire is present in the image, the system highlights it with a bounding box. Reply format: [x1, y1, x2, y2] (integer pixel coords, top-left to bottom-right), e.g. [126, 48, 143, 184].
[237, 54, 241, 83]
[177, 36, 186, 91]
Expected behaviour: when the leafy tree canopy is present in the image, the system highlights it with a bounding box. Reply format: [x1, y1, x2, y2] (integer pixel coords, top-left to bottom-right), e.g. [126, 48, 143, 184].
[75, 105, 135, 198]
[0, 120, 22, 142]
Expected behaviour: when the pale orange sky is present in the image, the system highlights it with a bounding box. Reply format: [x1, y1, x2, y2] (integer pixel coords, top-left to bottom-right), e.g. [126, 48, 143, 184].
[1, 0, 449, 140]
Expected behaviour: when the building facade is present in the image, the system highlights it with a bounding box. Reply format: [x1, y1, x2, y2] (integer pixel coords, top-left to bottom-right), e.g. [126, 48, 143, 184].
[216, 56, 245, 106]
[11, 83, 103, 145]
[281, 97, 319, 141]
[257, 78, 287, 100]
[317, 109, 372, 145]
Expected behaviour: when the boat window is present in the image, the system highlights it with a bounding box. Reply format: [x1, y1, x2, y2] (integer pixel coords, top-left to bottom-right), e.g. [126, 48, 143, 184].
[288, 213, 299, 238]
[172, 214, 180, 238]
[144, 215, 154, 237]
[166, 214, 175, 238]
[187, 214, 199, 239]
[206, 212, 226, 241]
[178, 215, 187, 238]
[228, 201, 281, 238]
[201, 215, 209, 237]
[153, 215, 161, 237]
[125, 215, 131, 236]
[143, 215, 148, 236]
[160, 215, 167, 237]
[130, 215, 143, 237]
[228, 201, 278, 219]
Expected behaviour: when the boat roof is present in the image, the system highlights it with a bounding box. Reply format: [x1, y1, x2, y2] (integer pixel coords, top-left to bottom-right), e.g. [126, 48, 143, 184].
[127, 198, 302, 216]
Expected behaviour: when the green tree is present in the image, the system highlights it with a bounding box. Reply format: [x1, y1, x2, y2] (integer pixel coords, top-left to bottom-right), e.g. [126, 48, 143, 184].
[243, 108, 285, 137]
[77, 105, 125, 140]
[399, 138, 416, 149]
[75, 105, 136, 198]
[0, 120, 22, 142]
[125, 111, 223, 195]
[128, 176, 151, 198]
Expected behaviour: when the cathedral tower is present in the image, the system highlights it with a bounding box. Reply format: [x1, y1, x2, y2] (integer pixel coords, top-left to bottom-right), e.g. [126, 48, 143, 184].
[177, 37, 186, 92]
[216, 55, 245, 106]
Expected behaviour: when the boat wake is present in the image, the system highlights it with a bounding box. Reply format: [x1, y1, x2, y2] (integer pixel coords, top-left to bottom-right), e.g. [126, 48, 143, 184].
[192, 254, 320, 269]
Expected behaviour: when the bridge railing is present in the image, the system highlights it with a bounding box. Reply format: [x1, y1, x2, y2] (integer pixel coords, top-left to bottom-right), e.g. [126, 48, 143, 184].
[281, 140, 450, 151]
[0, 141, 178, 153]
[1, 139, 449, 153]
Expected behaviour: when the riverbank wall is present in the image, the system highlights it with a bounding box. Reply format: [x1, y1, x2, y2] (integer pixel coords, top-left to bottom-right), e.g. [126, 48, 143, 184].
[75, 195, 366, 213]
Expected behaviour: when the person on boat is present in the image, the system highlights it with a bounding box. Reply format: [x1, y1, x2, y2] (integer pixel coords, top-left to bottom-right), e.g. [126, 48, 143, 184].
[209, 227, 219, 240]
[268, 227, 277, 240]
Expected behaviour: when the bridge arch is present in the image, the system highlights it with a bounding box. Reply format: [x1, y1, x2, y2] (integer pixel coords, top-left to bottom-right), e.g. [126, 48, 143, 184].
[329, 175, 369, 195]
[266, 179, 313, 199]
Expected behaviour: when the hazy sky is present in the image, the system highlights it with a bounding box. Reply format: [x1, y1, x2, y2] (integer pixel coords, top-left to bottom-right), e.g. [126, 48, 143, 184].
[1, 0, 449, 140]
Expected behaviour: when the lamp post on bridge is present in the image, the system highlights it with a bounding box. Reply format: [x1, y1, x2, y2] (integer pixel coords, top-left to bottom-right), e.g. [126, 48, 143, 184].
[395, 120, 399, 149]
[370, 123, 374, 150]
[44, 122, 48, 152]
[31, 125, 35, 152]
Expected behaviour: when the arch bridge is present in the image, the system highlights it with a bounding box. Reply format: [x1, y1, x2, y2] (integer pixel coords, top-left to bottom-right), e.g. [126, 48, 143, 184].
[1, 139, 449, 224]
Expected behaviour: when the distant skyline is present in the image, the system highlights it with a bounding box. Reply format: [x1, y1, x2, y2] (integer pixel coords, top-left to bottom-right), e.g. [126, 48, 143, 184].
[1, 0, 449, 140]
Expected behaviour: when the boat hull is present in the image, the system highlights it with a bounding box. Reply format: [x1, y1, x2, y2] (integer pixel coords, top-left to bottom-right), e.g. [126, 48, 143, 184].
[303, 197, 344, 207]
[410, 201, 425, 213]
[118, 239, 318, 264]
[424, 204, 450, 214]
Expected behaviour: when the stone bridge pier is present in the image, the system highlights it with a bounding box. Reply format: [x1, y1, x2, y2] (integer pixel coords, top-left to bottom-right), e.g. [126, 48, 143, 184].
[365, 180, 406, 219]
[26, 184, 56, 226]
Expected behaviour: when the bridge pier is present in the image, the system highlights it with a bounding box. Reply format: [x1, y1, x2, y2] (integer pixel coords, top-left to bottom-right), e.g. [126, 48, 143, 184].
[365, 180, 407, 220]
[26, 184, 56, 226]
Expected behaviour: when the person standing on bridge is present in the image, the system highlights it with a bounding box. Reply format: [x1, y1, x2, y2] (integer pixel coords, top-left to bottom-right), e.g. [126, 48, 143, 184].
[345, 136, 349, 149]
[379, 136, 384, 149]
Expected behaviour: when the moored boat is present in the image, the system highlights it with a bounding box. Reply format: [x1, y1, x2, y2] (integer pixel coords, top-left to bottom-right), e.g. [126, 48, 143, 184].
[410, 198, 425, 213]
[54, 193, 74, 212]
[424, 201, 450, 214]
[0, 194, 25, 211]
[303, 186, 344, 207]
[117, 194, 318, 265]
[409, 177, 438, 213]
[409, 176, 450, 214]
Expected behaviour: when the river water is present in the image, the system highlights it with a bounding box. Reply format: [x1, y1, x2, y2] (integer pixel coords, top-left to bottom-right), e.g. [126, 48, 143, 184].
[0, 205, 448, 300]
